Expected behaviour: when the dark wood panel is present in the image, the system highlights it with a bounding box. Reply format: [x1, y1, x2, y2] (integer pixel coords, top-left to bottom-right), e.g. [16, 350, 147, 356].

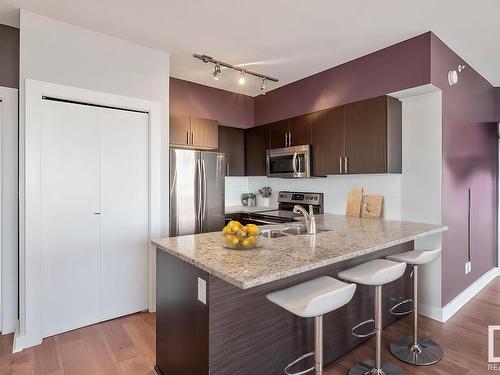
[191, 117, 218, 149]
[0, 25, 19, 89]
[245, 124, 270, 176]
[208, 241, 413, 375]
[312, 106, 345, 176]
[270, 119, 290, 149]
[217, 126, 245, 176]
[169, 113, 190, 146]
[156, 250, 209, 375]
[289, 113, 312, 146]
[345, 96, 387, 174]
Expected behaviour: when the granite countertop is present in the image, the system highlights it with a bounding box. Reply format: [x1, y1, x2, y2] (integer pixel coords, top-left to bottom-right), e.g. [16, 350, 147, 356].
[152, 214, 447, 289]
[225, 205, 279, 214]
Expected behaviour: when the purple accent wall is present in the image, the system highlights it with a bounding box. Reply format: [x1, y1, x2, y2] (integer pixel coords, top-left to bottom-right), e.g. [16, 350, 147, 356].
[0, 24, 19, 89]
[170, 77, 254, 126]
[429, 34, 497, 305]
[254, 33, 431, 125]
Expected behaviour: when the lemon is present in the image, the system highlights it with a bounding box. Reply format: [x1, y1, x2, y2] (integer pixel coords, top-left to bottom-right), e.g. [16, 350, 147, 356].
[247, 235, 257, 245]
[240, 226, 248, 233]
[223, 226, 232, 234]
[247, 226, 260, 235]
[225, 234, 234, 242]
[231, 237, 240, 246]
[242, 238, 252, 248]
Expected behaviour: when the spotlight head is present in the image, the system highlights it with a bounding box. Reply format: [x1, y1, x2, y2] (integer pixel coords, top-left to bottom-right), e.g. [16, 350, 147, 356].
[238, 71, 245, 85]
[213, 63, 221, 80]
[260, 78, 267, 95]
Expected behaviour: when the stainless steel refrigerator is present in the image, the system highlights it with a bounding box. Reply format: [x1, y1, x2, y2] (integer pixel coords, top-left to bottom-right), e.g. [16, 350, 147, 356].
[169, 148, 225, 236]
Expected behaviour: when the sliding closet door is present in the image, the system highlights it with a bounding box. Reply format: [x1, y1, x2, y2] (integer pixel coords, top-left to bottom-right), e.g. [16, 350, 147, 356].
[40, 100, 101, 337]
[100, 108, 149, 320]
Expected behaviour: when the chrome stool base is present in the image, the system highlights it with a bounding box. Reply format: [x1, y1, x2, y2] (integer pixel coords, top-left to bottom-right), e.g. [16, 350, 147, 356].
[348, 360, 405, 375]
[390, 336, 443, 366]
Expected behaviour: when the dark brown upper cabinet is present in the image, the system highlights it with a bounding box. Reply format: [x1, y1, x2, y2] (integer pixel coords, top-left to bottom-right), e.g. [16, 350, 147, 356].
[217, 126, 245, 176]
[245, 124, 270, 176]
[270, 119, 290, 149]
[312, 106, 345, 176]
[344, 96, 401, 174]
[270, 114, 312, 149]
[289, 114, 312, 147]
[169, 113, 218, 149]
[311, 96, 401, 176]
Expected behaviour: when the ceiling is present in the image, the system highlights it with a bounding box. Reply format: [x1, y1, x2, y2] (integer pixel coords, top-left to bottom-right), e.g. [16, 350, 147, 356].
[1, 0, 499, 96]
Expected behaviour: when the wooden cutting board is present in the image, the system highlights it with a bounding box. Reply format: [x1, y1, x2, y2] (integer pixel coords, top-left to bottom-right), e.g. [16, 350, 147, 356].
[362, 195, 384, 218]
[346, 187, 363, 217]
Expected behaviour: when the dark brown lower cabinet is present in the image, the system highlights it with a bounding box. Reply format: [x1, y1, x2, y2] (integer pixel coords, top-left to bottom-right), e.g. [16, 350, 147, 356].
[245, 124, 270, 176]
[312, 106, 345, 176]
[217, 126, 245, 176]
[155, 241, 413, 375]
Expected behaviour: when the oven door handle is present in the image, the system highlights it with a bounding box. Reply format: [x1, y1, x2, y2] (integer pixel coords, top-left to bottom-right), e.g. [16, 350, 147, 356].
[292, 152, 298, 175]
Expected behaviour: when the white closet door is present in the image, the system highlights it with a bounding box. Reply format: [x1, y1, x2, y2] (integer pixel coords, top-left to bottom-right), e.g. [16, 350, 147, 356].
[40, 101, 101, 337]
[100, 108, 149, 320]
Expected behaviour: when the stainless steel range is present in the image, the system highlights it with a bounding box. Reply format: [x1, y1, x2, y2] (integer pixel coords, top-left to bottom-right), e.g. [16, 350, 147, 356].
[244, 191, 324, 225]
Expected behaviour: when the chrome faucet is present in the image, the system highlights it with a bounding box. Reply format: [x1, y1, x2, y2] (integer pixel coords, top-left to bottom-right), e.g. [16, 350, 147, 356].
[293, 204, 317, 234]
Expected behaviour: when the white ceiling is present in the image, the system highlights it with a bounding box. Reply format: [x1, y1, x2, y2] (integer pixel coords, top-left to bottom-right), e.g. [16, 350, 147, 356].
[1, 0, 499, 96]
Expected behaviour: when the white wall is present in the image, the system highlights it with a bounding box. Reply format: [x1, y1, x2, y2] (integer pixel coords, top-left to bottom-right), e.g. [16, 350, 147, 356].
[0, 87, 18, 334]
[18, 11, 169, 350]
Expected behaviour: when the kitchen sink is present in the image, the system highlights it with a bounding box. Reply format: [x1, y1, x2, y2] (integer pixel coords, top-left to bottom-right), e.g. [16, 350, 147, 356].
[260, 226, 330, 238]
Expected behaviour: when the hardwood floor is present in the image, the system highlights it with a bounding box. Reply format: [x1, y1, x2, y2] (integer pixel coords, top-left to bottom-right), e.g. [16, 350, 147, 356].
[1, 277, 499, 375]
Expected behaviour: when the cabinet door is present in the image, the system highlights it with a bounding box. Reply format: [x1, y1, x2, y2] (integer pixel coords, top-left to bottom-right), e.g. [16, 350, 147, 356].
[100, 108, 149, 321]
[345, 96, 387, 174]
[170, 113, 190, 146]
[40, 100, 101, 337]
[269, 119, 290, 149]
[311, 107, 345, 176]
[289, 113, 312, 146]
[191, 117, 218, 149]
[245, 124, 270, 176]
[218, 126, 245, 176]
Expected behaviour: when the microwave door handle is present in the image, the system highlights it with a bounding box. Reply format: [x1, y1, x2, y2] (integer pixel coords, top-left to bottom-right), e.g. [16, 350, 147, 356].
[292, 152, 298, 175]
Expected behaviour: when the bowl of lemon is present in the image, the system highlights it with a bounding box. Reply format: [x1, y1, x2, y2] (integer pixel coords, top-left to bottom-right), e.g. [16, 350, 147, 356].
[222, 220, 261, 250]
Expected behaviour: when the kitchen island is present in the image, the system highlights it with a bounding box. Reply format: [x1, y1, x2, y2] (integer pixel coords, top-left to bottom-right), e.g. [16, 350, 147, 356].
[153, 215, 446, 375]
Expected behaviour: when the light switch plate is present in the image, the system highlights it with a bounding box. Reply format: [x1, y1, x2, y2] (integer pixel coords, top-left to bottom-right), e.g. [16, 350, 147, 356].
[198, 277, 207, 304]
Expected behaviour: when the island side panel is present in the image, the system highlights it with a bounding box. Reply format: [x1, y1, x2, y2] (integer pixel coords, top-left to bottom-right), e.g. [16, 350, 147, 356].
[208, 241, 413, 375]
[156, 250, 209, 375]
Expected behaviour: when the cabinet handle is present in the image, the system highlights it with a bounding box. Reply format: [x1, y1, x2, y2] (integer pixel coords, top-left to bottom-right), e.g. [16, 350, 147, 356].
[186, 131, 189, 145]
[226, 163, 230, 176]
[344, 156, 348, 174]
[288, 132, 292, 147]
[191, 131, 194, 145]
[339, 157, 343, 174]
[284, 133, 288, 147]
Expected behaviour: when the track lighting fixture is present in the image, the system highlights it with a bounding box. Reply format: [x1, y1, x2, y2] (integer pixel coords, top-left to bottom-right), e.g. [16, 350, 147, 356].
[213, 63, 221, 80]
[238, 71, 246, 85]
[193, 54, 279, 91]
[260, 78, 267, 95]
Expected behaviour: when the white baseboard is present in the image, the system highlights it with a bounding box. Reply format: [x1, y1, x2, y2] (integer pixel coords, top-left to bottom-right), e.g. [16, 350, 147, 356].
[420, 267, 499, 323]
[12, 322, 42, 353]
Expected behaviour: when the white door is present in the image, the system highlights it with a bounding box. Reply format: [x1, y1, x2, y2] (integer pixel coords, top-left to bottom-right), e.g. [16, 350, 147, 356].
[40, 101, 101, 337]
[100, 108, 149, 320]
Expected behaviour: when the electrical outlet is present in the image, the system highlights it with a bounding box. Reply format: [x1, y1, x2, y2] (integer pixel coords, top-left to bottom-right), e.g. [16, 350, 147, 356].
[198, 277, 207, 304]
[465, 261, 472, 274]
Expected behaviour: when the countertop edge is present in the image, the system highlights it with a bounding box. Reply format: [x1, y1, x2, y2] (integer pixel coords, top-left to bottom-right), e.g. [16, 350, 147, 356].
[153, 225, 447, 290]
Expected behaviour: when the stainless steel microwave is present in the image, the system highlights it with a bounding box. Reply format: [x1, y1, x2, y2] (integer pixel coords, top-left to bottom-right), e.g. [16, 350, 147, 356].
[266, 145, 311, 178]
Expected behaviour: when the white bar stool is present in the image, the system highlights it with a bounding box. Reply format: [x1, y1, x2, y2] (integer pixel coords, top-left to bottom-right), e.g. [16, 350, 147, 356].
[387, 248, 443, 366]
[266, 276, 356, 375]
[338, 259, 407, 375]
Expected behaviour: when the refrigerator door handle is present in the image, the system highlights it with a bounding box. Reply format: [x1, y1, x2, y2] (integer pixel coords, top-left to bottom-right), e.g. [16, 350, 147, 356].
[202, 159, 207, 223]
[197, 159, 202, 224]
